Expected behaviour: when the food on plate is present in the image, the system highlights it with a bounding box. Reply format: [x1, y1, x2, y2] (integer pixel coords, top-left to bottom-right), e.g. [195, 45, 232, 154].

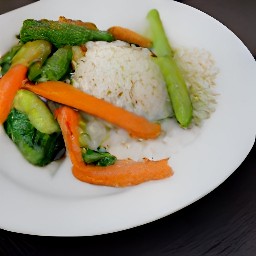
[72, 40, 172, 121]
[23, 81, 162, 139]
[36, 46, 73, 82]
[107, 26, 153, 48]
[0, 64, 27, 123]
[0, 9, 218, 187]
[4, 90, 65, 166]
[147, 9, 193, 128]
[55, 106, 172, 187]
[19, 19, 114, 48]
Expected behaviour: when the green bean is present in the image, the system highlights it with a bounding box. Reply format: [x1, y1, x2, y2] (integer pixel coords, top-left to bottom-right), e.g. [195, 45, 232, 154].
[147, 9, 193, 127]
[38, 46, 72, 82]
[146, 9, 174, 57]
[154, 56, 192, 127]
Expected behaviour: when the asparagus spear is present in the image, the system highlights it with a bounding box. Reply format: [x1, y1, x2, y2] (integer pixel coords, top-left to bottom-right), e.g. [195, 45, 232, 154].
[147, 9, 192, 127]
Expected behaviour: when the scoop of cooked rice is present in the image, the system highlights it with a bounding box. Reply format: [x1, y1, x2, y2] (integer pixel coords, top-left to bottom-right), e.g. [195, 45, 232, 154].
[72, 41, 173, 121]
[174, 48, 219, 126]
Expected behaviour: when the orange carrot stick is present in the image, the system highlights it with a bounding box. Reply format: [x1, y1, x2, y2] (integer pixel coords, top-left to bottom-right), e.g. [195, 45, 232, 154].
[72, 158, 173, 187]
[0, 64, 27, 124]
[24, 81, 161, 140]
[55, 106, 173, 187]
[108, 26, 152, 48]
[55, 106, 83, 166]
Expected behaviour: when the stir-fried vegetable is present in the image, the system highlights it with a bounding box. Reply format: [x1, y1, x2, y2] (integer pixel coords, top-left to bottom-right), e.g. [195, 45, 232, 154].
[0, 11, 182, 186]
[13, 89, 60, 134]
[0, 43, 23, 76]
[58, 16, 98, 30]
[108, 26, 152, 48]
[147, 9, 193, 128]
[23, 81, 161, 140]
[27, 43, 52, 82]
[0, 64, 28, 124]
[20, 19, 114, 48]
[4, 108, 65, 166]
[55, 106, 172, 187]
[11, 40, 52, 68]
[4, 89, 64, 166]
[82, 148, 117, 166]
[37, 46, 73, 82]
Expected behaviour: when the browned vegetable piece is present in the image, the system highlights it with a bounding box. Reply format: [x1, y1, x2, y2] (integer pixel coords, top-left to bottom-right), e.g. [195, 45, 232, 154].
[58, 16, 98, 30]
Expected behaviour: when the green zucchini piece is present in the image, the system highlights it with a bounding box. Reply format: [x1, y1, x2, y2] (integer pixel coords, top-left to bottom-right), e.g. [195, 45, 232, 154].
[27, 42, 52, 82]
[11, 40, 52, 68]
[4, 108, 65, 166]
[13, 89, 60, 134]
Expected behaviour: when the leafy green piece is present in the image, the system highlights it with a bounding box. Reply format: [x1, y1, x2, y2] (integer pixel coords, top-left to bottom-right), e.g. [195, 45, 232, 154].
[0, 43, 23, 76]
[4, 108, 65, 166]
[82, 147, 117, 167]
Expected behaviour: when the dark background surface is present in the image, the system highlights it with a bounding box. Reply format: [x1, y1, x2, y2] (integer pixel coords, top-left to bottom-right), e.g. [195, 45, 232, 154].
[0, 0, 255, 255]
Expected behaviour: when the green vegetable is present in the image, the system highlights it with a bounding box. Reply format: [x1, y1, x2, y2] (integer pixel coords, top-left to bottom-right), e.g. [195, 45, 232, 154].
[4, 108, 65, 166]
[82, 147, 117, 166]
[27, 42, 52, 81]
[11, 40, 52, 68]
[78, 116, 115, 166]
[13, 89, 60, 134]
[71, 46, 85, 65]
[146, 9, 174, 57]
[38, 46, 72, 82]
[0, 43, 23, 76]
[155, 57, 193, 127]
[20, 19, 114, 48]
[147, 9, 193, 127]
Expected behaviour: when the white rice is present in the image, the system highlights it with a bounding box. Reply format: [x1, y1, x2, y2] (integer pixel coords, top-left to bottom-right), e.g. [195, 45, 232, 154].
[71, 41, 219, 151]
[72, 40, 173, 121]
[174, 47, 219, 126]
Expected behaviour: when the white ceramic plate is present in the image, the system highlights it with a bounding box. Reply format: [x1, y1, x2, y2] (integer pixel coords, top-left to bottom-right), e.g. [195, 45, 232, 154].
[0, 0, 255, 236]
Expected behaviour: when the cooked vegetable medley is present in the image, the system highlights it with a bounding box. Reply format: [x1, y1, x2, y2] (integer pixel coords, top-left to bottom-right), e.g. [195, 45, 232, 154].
[0, 9, 218, 187]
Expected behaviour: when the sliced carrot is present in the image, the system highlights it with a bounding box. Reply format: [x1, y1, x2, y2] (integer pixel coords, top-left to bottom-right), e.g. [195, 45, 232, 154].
[0, 64, 28, 124]
[55, 106, 173, 187]
[72, 158, 173, 187]
[55, 106, 83, 166]
[24, 81, 161, 140]
[108, 26, 152, 48]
